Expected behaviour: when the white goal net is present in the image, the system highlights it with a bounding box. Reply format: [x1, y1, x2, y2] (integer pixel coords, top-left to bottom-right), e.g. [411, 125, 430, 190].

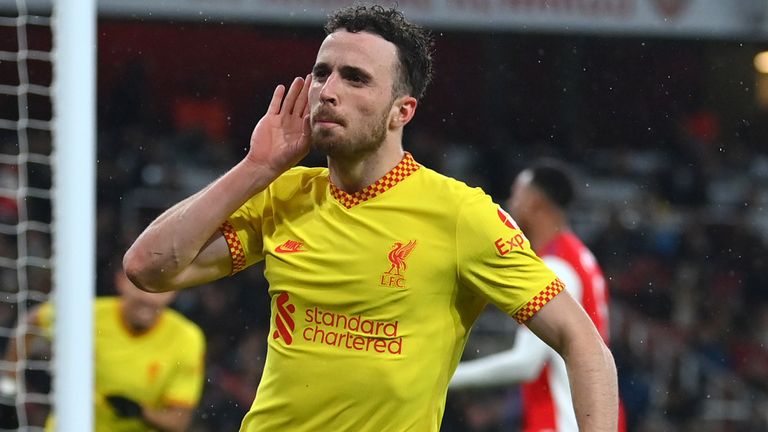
[0, 0, 95, 430]
[0, 1, 54, 430]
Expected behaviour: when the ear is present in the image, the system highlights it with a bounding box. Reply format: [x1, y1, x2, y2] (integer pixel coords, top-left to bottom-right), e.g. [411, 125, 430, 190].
[389, 95, 418, 129]
[530, 188, 551, 212]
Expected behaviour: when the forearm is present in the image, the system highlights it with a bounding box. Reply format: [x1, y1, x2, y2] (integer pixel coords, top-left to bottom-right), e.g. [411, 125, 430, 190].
[141, 406, 193, 432]
[526, 292, 618, 431]
[123, 158, 280, 291]
[563, 336, 618, 430]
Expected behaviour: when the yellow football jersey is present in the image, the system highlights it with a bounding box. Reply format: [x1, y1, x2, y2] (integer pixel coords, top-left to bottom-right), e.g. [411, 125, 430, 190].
[37, 297, 205, 432]
[222, 153, 562, 431]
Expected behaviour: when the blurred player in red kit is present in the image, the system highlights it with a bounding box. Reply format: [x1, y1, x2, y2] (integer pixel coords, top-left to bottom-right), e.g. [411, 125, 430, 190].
[451, 160, 626, 432]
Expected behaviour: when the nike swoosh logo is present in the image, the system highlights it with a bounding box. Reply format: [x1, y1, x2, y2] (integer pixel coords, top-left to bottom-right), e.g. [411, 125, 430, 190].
[274, 241, 306, 254]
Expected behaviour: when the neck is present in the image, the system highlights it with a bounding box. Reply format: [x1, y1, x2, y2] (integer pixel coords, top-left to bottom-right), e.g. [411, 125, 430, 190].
[119, 305, 157, 336]
[328, 140, 404, 193]
[526, 211, 569, 251]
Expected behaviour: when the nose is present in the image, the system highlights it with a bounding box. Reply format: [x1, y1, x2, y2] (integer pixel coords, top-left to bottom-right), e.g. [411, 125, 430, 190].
[318, 73, 339, 105]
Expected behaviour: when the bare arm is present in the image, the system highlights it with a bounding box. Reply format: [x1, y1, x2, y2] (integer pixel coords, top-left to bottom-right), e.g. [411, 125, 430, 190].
[525, 290, 618, 431]
[123, 76, 312, 292]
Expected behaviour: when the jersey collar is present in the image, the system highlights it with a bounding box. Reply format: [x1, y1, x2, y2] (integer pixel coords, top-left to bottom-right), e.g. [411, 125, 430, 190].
[329, 152, 420, 209]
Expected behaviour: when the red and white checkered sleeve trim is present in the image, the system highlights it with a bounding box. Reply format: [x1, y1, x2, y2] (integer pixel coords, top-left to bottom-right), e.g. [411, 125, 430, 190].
[513, 278, 566, 324]
[219, 221, 246, 275]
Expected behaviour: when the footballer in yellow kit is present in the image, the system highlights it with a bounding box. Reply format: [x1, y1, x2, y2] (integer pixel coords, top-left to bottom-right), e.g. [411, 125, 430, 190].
[36, 297, 205, 432]
[222, 153, 563, 431]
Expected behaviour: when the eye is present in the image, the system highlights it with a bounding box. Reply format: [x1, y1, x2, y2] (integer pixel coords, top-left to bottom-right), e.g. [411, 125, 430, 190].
[344, 72, 369, 86]
[312, 67, 330, 81]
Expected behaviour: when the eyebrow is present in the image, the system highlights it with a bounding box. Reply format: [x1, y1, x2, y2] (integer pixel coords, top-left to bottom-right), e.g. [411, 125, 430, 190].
[312, 62, 330, 75]
[313, 62, 374, 82]
[340, 65, 373, 81]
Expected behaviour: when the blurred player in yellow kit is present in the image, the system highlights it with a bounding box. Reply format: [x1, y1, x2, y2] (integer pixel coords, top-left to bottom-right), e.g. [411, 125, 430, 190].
[0, 267, 205, 432]
[124, 4, 618, 431]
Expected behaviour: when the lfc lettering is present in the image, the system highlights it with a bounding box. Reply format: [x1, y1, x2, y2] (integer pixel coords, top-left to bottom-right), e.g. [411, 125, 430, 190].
[380, 274, 405, 287]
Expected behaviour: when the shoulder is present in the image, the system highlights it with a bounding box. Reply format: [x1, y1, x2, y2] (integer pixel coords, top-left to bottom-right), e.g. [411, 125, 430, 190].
[88, 298, 122, 332]
[274, 166, 328, 187]
[411, 166, 508, 232]
[237, 166, 327, 213]
[93, 297, 119, 317]
[412, 167, 521, 246]
[267, 166, 328, 200]
[94, 296, 118, 309]
[413, 165, 490, 206]
[548, 232, 601, 273]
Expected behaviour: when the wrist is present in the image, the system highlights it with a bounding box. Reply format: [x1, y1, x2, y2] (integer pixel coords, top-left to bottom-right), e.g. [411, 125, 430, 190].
[237, 157, 285, 190]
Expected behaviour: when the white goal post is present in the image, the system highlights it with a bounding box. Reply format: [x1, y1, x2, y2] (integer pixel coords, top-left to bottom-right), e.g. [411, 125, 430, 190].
[51, 0, 96, 431]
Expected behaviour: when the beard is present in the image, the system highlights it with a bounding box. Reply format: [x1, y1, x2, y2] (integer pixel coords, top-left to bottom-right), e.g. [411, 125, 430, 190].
[311, 107, 389, 159]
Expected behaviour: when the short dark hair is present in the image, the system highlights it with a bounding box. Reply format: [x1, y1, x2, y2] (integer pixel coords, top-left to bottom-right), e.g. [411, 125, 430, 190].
[528, 159, 576, 209]
[324, 4, 434, 99]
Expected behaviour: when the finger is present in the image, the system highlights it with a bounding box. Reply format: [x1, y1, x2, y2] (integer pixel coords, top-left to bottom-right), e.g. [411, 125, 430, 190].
[302, 114, 311, 137]
[293, 74, 312, 118]
[301, 75, 312, 118]
[282, 76, 305, 116]
[268, 84, 286, 115]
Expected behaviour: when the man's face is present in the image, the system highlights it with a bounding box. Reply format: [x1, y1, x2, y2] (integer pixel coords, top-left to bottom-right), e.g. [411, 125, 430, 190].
[309, 30, 400, 158]
[116, 271, 176, 332]
[506, 170, 536, 231]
